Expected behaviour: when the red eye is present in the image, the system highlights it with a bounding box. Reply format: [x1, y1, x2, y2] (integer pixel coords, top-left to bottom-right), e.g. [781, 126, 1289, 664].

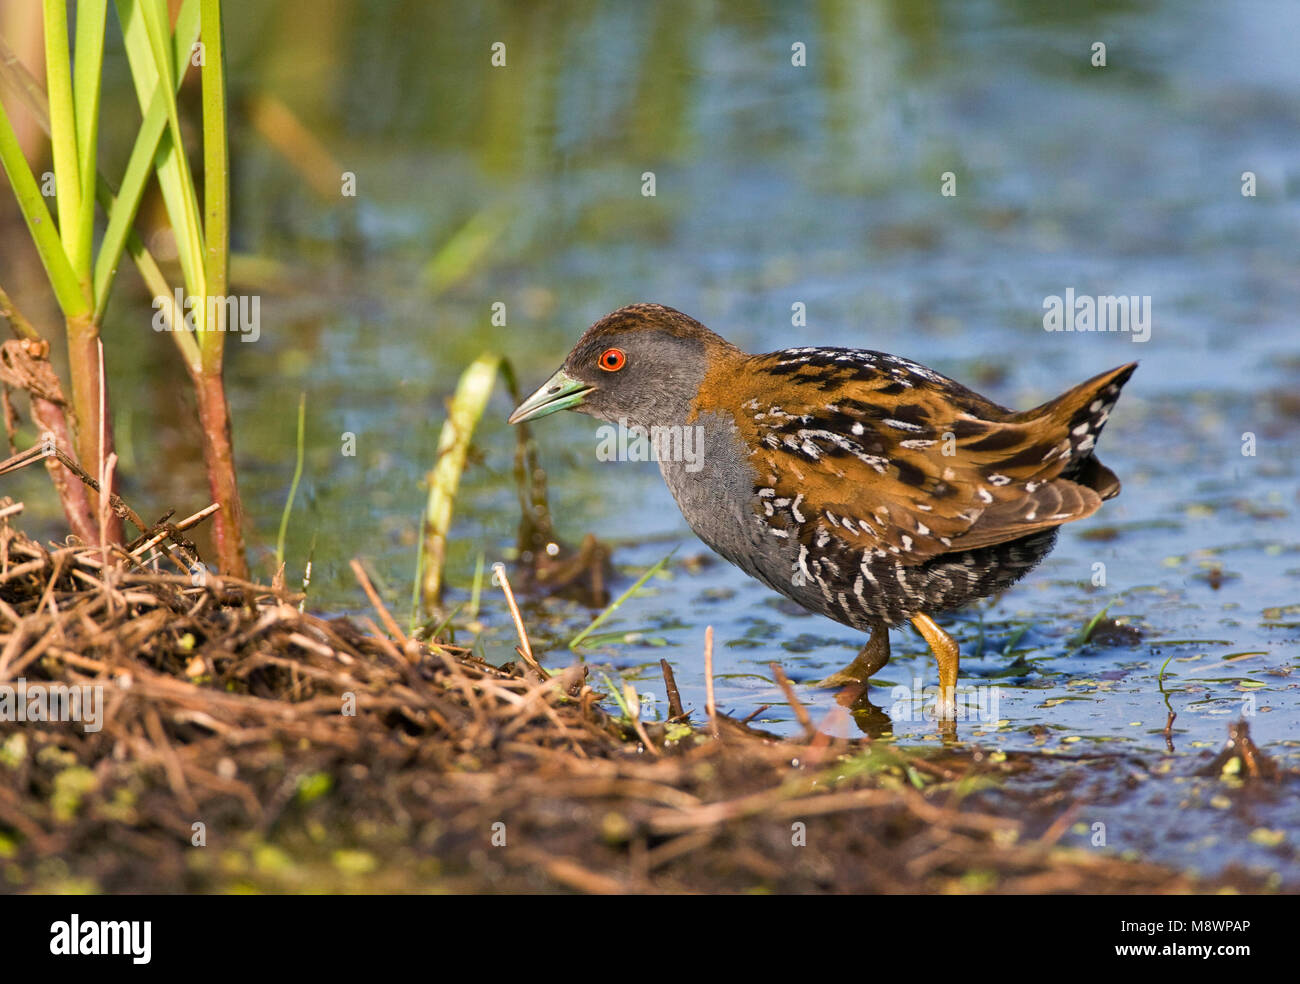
[598, 348, 626, 372]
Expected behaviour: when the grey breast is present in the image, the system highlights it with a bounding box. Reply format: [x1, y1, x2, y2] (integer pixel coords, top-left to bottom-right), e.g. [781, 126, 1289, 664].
[656, 409, 823, 610]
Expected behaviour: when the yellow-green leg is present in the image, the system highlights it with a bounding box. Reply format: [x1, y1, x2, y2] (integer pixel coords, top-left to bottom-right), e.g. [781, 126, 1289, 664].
[816, 624, 890, 688]
[911, 613, 959, 717]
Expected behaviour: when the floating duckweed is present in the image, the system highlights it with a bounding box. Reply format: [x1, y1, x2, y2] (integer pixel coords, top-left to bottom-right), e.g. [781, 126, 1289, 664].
[1248, 828, 1285, 847]
[51, 767, 97, 823]
[332, 849, 378, 876]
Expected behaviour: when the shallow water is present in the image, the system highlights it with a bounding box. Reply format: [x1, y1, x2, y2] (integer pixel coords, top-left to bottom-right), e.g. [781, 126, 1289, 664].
[4, 0, 1297, 883]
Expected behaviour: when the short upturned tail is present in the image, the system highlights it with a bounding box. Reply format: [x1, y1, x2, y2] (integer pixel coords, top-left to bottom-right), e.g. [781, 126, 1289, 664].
[1014, 362, 1136, 500]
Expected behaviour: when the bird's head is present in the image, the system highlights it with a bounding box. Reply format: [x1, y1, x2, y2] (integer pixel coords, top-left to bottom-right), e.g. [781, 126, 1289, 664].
[508, 303, 740, 431]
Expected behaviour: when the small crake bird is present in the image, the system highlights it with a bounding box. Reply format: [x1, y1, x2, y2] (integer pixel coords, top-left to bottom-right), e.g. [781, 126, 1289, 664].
[510, 304, 1135, 715]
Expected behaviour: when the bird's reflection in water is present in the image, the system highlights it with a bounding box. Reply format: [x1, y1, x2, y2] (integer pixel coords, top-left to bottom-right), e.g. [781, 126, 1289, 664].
[835, 681, 959, 743]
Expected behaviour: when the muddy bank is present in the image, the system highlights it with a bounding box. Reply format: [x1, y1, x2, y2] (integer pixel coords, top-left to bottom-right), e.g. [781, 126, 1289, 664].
[0, 515, 1290, 894]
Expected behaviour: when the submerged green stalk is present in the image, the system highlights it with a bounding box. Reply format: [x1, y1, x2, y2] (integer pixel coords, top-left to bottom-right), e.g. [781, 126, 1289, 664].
[568, 550, 676, 650]
[275, 393, 307, 570]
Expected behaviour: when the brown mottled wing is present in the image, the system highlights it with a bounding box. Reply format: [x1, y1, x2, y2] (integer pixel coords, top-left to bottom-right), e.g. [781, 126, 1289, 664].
[733, 348, 1135, 564]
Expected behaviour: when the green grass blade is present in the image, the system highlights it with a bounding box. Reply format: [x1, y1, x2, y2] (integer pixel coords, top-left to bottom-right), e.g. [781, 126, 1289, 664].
[138, 0, 205, 301]
[0, 20, 194, 339]
[92, 84, 169, 316]
[92, 175, 200, 367]
[115, 0, 206, 313]
[1157, 652, 1175, 695]
[568, 549, 677, 650]
[71, 0, 107, 282]
[275, 392, 307, 569]
[198, 0, 228, 367]
[1070, 602, 1113, 649]
[1003, 623, 1029, 655]
[597, 672, 634, 720]
[409, 509, 427, 633]
[468, 550, 486, 619]
[413, 602, 464, 644]
[423, 203, 511, 295]
[93, 0, 199, 319]
[0, 100, 87, 316]
[42, 0, 81, 266]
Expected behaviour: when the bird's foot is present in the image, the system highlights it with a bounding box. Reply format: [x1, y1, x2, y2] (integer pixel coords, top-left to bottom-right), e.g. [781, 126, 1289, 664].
[911, 613, 960, 719]
[814, 667, 872, 689]
[814, 624, 890, 689]
[934, 686, 958, 719]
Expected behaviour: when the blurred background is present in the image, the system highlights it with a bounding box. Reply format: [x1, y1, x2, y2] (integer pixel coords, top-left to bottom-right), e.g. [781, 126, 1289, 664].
[2, 0, 1297, 788]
